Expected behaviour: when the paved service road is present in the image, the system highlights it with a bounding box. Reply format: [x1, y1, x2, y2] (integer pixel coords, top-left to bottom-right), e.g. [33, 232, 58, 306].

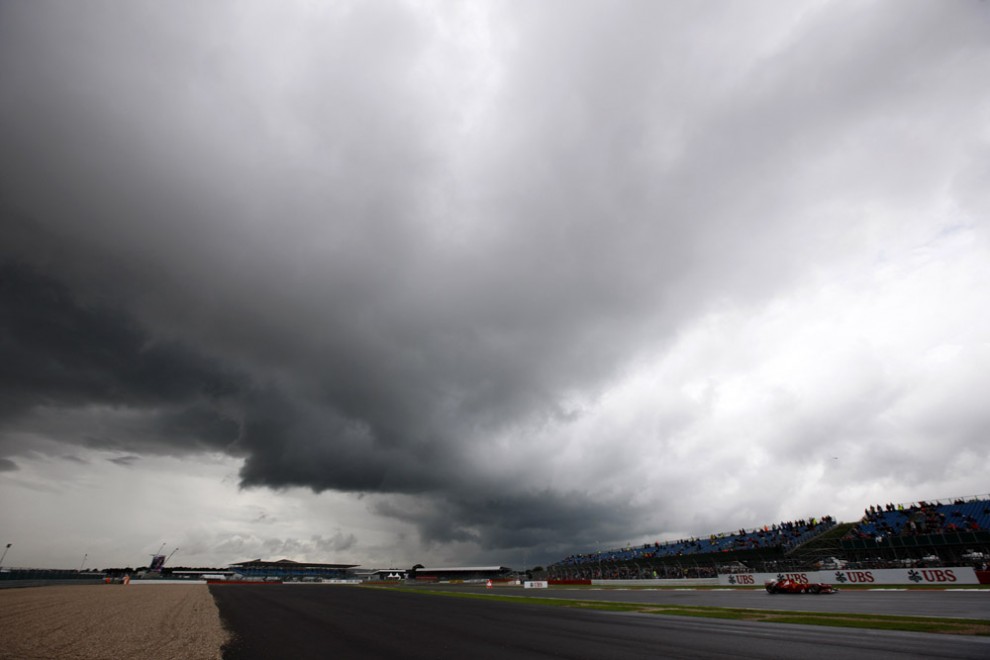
[212, 585, 990, 660]
[438, 585, 990, 619]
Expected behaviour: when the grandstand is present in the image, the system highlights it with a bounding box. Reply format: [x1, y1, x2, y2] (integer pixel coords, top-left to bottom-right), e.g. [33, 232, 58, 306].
[550, 515, 836, 580]
[227, 558, 358, 581]
[840, 497, 990, 565]
[548, 495, 990, 580]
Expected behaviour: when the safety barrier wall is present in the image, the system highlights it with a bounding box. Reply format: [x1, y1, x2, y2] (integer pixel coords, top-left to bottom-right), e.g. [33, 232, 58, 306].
[717, 567, 981, 586]
[592, 578, 720, 587]
[0, 579, 106, 589]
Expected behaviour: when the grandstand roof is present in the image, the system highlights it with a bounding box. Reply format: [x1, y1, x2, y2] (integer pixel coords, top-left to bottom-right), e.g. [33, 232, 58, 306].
[229, 558, 358, 569]
[414, 566, 509, 573]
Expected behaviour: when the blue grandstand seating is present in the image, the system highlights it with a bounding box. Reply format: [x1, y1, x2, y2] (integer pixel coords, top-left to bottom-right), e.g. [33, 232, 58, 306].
[554, 515, 836, 569]
[844, 497, 990, 541]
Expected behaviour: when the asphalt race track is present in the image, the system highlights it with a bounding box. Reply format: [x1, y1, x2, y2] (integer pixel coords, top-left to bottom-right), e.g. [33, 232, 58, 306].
[438, 584, 990, 619]
[211, 585, 990, 660]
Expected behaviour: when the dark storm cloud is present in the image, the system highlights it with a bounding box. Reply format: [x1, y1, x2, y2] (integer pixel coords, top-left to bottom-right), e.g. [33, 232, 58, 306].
[373, 489, 652, 556]
[0, 261, 244, 455]
[0, 263, 240, 411]
[0, 255, 635, 553]
[107, 455, 140, 467]
[234, 386, 432, 493]
[0, 249, 655, 556]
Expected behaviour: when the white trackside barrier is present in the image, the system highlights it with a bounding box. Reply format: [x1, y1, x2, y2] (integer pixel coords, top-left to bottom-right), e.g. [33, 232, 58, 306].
[718, 567, 980, 587]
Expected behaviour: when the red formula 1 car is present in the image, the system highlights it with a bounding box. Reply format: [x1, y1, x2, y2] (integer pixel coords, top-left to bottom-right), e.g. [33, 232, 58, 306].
[765, 578, 837, 594]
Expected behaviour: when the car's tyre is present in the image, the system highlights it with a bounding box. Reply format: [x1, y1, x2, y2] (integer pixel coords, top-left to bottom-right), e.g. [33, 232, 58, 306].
[809, 585, 820, 594]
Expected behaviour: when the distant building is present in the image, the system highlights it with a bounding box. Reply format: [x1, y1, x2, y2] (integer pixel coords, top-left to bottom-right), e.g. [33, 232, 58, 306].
[410, 566, 514, 582]
[366, 568, 409, 581]
[228, 558, 359, 581]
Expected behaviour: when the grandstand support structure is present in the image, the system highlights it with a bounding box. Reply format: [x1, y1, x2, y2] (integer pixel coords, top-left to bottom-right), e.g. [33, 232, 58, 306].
[784, 522, 856, 562]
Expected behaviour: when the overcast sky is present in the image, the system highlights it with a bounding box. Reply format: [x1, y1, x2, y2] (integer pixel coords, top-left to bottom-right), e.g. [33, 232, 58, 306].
[1, 0, 988, 571]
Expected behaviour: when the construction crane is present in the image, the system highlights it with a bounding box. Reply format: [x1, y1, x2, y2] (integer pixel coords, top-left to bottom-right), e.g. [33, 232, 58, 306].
[148, 543, 168, 572]
[146, 543, 178, 573]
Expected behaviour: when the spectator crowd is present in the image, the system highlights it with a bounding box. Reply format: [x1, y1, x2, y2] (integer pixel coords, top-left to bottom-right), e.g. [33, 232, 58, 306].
[844, 498, 988, 542]
[551, 515, 836, 573]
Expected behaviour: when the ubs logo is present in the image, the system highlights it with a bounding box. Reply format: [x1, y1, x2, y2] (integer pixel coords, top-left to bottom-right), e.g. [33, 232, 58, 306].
[776, 573, 809, 583]
[835, 571, 874, 583]
[908, 569, 956, 583]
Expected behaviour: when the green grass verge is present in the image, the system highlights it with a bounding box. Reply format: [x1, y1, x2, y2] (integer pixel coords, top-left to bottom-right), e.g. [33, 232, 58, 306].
[364, 585, 990, 636]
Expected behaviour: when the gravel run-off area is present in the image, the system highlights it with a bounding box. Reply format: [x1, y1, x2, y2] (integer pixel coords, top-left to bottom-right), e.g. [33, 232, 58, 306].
[0, 584, 228, 660]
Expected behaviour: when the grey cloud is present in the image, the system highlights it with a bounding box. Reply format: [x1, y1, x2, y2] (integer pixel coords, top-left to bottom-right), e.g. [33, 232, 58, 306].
[210, 533, 359, 564]
[312, 532, 358, 555]
[1, 0, 988, 566]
